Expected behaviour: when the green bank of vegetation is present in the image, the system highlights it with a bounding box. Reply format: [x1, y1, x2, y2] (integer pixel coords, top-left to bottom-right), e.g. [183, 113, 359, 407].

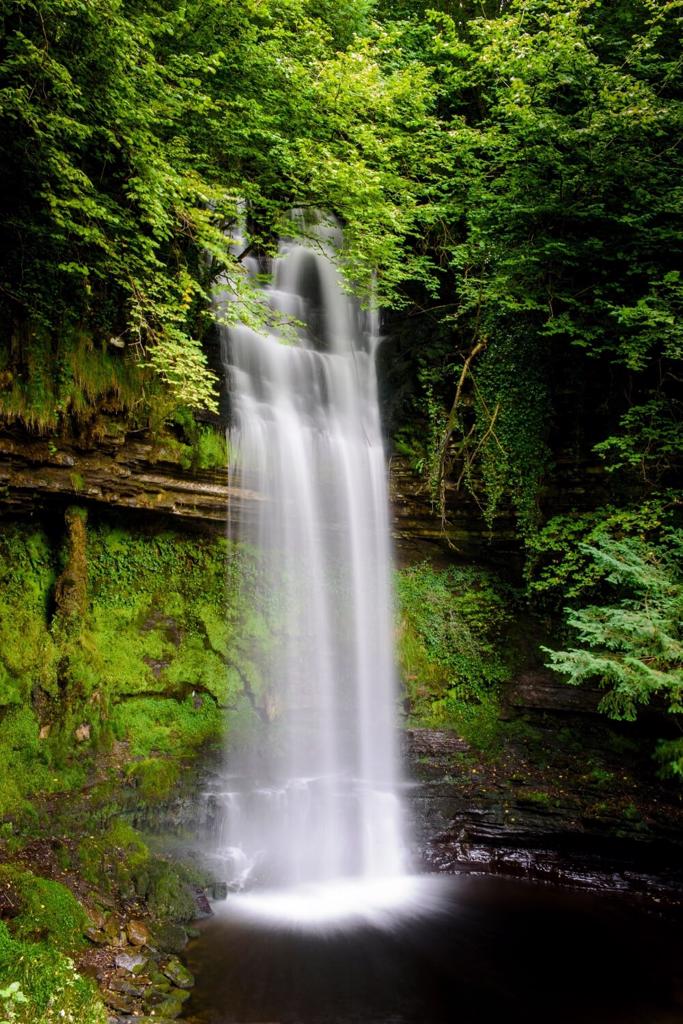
[0, 519, 278, 820]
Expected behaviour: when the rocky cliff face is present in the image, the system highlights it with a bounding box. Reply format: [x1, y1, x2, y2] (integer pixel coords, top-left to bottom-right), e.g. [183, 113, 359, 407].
[0, 427, 252, 526]
[0, 427, 467, 559]
[404, 722, 683, 907]
[0, 423, 615, 566]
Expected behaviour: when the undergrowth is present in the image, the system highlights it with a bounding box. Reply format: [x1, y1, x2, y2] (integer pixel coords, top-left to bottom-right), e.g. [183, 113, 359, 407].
[397, 561, 518, 753]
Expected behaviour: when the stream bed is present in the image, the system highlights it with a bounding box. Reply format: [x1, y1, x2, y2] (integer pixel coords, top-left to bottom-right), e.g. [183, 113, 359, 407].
[184, 874, 683, 1024]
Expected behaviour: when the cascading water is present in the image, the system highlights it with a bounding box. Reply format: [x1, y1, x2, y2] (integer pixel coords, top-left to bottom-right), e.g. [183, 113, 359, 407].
[208, 215, 408, 911]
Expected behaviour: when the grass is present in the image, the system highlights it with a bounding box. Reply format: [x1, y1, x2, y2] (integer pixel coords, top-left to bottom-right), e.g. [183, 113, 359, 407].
[0, 923, 107, 1024]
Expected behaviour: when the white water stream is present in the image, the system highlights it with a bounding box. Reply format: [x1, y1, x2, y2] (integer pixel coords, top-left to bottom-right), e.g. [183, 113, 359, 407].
[210, 217, 407, 914]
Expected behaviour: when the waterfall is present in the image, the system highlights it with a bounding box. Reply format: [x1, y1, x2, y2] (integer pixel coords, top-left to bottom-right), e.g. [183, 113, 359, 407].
[213, 215, 406, 897]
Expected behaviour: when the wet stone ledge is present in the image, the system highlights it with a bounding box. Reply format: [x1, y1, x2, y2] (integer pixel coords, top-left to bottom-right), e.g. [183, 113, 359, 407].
[403, 728, 683, 909]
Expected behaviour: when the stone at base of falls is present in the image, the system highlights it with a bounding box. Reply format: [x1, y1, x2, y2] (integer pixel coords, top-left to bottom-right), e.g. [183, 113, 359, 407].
[162, 957, 195, 989]
[154, 989, 192, 1019]
[115, 952, 148, 973]
[108, 977, 145, 997]
[192, 886, 213, 917]
[127, 918, 151, 946]
[103, 989, 136, 1013]
[153, 921, 190, 953]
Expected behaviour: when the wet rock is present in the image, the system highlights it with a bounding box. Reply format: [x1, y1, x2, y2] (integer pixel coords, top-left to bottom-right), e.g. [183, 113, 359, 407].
[155, 988, 191, 1019]
[507, 670, 602, 714]
[153, 922, 189, 953]
[86, 905, 107, 931]
[210, 882, 228, 901]
[127, 918, 151, 946]
[103, 990, 136, 1013]
[108, 977, 144, 997]
[85, 926, 109, 945]
[192, 886, 212, 918]
[162, 958, 194, 989]
[115, 952, 147, 973]
[143, 972, 172, 1005]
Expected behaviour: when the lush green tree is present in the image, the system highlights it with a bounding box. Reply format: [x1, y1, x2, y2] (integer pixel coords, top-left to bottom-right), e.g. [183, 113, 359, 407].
[543, 534, 683, 722]
[0, 0, 435, 419]
[383, 0, 682, 537]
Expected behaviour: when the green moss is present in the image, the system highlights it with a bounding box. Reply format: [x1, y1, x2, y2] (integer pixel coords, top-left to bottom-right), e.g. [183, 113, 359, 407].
[76, 821, 199, 923]
[0, 527, 58, 707]
[518, 789, 554, 808]
[0, 329, 153, 435]
[127, 758, 180, 802]
[78, 821, 150, 894]
[0, 866, 87, 953]
[0, 921, 106, 1024]
[143, 860, 197, 923]
[0, 520, 256, 822]
[0, 707, 87, 820]
[111, 696, 223, 759]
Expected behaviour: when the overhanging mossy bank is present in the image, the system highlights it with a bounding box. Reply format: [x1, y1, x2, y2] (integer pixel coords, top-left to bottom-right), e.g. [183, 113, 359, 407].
[0, 515, 266, 821]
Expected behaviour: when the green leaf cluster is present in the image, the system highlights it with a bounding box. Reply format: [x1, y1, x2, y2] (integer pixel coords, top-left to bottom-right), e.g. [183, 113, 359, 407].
[543, 534, 683, 722]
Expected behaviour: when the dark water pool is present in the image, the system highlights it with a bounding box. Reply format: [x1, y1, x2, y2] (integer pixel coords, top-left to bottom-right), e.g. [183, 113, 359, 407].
[184, 875, 683, 1024]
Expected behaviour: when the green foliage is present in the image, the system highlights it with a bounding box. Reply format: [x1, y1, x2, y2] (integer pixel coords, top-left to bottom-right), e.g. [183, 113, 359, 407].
[397, 561, 514, 745]
[384, 0, 682, 542]
[543, 534, 683, 722]
[0, 922, 106, 1024]
[192, 426, 229, 471]
[0, 330, 149, 433]
[472, 329, 551, 536]
[655, 738, 683, 781]
[0, 980, 28, 1023]
[0, 867, 87, 953]
[593, 396, 683, 485]
[526, 495, 679, 602]
[0, 0, 437, 411]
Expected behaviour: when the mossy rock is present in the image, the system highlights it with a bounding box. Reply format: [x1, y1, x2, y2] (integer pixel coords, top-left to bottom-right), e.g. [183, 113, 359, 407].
[127, 758, 180, 802]
[140, 860, 197, 923]
[151, 921, 189, 953]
